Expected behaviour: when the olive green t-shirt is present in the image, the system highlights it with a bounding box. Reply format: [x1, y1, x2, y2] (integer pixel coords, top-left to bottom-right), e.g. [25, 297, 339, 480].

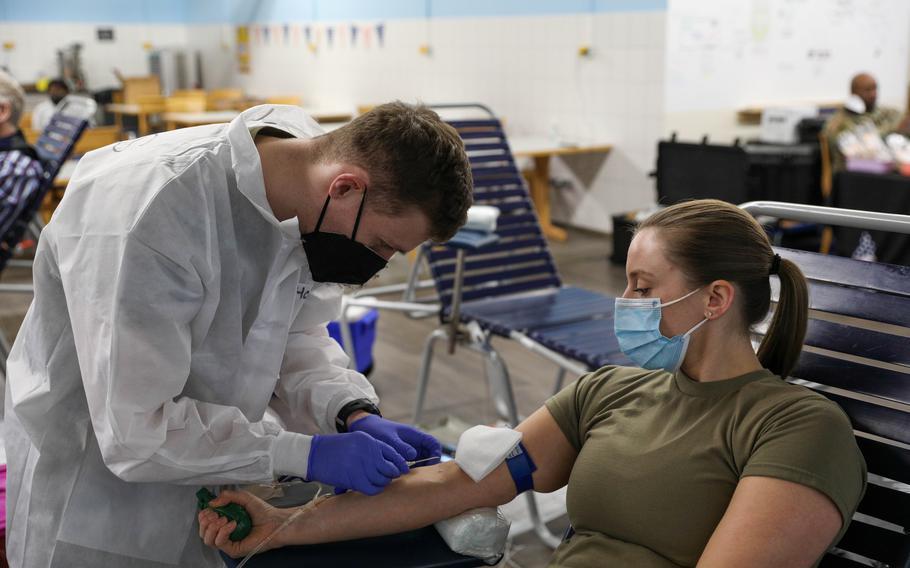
[544, 365, 866, 567]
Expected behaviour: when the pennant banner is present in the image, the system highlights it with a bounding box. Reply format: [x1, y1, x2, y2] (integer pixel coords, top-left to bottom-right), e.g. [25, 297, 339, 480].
[247, 21, 385, 51]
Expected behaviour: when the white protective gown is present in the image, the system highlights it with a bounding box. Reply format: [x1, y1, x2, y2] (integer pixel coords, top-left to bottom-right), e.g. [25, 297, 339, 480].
[4, 105, 379, 567]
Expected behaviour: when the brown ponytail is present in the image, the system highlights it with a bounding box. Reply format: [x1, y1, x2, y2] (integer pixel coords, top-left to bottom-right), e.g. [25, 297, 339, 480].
[756, 258, 808, 378]
[637, 199, 809, 378]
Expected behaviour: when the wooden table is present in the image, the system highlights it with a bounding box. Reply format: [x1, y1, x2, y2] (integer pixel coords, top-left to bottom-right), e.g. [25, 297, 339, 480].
[736, 101, 839, 125]
[511, 137, 613, 241]
[162, 110, 239, 130]
[106, 102, 163, 137]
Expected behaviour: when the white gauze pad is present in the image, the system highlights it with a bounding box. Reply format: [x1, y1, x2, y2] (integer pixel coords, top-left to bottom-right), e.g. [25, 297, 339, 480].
[454, 425, 522, 482]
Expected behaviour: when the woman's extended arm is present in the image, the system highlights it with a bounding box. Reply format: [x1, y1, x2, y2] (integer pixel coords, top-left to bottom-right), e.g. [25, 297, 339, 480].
[200, 406, 577, 557]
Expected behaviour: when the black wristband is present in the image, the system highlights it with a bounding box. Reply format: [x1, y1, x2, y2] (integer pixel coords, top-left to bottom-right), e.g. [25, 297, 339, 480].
[335, 399, 381, 433]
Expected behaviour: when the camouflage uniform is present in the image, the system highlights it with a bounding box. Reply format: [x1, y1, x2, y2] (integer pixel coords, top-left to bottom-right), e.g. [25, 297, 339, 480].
[823, 106, 903, 172]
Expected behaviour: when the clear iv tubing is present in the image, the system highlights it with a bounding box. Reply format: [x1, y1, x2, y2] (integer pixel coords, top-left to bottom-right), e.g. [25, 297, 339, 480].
[261, 456, 440, 489]
[235, 487, 331, 568]
[238, 458, 439, 566]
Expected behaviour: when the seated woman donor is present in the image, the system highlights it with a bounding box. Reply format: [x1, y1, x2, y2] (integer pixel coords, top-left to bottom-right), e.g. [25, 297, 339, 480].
[200, 199, 866, 567]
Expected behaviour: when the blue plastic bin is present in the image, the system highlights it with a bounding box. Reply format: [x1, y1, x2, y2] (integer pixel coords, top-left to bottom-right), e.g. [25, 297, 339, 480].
[327, 308, 379, 374]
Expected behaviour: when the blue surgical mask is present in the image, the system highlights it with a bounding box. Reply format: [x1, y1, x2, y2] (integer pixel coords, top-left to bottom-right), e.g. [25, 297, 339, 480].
[613, 288, 708, 372]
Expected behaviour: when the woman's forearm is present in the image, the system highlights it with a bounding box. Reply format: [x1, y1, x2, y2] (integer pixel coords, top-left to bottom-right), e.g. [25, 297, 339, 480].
[274, 406, 577, 547]
[199, 408, 577, 556]
[280, 460, 516, 546]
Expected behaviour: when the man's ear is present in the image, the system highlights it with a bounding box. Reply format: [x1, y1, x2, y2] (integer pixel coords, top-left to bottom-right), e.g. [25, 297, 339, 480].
[327, 172, 367, 199]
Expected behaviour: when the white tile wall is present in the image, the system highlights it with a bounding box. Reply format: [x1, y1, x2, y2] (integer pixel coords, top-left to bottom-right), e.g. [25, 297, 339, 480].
[3, 23, 189, 91]
[3, 13, 666, 233]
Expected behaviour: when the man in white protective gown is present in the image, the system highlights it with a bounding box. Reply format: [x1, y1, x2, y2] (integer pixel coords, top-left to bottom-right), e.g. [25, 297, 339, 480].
[4, 102, 473, 567]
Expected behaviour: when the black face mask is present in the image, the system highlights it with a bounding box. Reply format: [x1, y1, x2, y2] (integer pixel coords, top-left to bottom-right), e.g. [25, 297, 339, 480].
[301, 188, 388, 285]
[50, 95, 66, 106]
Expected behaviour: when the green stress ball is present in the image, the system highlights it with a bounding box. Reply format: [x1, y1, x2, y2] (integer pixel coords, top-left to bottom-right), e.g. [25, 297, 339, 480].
[196, 488, 253, 542]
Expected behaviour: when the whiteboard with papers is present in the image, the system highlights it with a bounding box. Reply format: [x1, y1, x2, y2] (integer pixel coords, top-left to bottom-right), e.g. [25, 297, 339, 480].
[665, 0, 910, 112]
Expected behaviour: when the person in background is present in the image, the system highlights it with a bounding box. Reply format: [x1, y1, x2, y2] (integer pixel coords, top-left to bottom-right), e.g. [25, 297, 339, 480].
[29, 78, 70, 133]
[823, 72, 910, 172]
[0, 69, 44, 568]
[0, 70, 44, 246]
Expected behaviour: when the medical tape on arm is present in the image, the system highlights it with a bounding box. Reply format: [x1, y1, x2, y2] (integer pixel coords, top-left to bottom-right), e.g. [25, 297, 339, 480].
[455, 425, 522, 481]
[454, 425, 536, 492]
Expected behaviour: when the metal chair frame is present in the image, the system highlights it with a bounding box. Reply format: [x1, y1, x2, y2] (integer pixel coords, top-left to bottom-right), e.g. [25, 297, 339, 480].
[408, 105, 620, 548]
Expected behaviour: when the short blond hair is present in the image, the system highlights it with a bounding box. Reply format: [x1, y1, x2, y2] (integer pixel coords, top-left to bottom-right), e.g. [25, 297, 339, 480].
[0, 70, 26, 126]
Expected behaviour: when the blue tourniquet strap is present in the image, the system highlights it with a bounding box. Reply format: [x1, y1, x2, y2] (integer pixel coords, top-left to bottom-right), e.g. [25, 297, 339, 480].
[505, 441, 537, 494]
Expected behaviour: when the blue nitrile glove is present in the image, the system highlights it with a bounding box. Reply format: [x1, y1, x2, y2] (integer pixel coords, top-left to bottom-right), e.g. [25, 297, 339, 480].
[306, 431, 409, 496]
[349, 414, 442, 466]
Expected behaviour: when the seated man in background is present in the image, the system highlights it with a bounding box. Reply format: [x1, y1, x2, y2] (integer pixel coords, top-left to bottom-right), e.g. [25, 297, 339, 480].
[824, 72, 910, 172]
[29, 78, 69, 133]
[0, 70, 44, 243]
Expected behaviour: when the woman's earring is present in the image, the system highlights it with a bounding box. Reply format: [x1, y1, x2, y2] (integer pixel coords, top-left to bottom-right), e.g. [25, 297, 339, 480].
[705, 311, 713, 319]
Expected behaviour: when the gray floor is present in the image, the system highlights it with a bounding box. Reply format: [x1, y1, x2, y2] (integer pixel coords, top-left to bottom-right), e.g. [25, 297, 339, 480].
[0, 227, 629, 567]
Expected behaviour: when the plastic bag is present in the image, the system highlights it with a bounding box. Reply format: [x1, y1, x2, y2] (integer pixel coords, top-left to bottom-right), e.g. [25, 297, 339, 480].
[434, 507, 510, 563]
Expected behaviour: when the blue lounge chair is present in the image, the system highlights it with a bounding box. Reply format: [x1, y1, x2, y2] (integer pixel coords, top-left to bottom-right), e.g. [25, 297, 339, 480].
[742, 201, 910, 567]
[0, 101, 91, 372]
